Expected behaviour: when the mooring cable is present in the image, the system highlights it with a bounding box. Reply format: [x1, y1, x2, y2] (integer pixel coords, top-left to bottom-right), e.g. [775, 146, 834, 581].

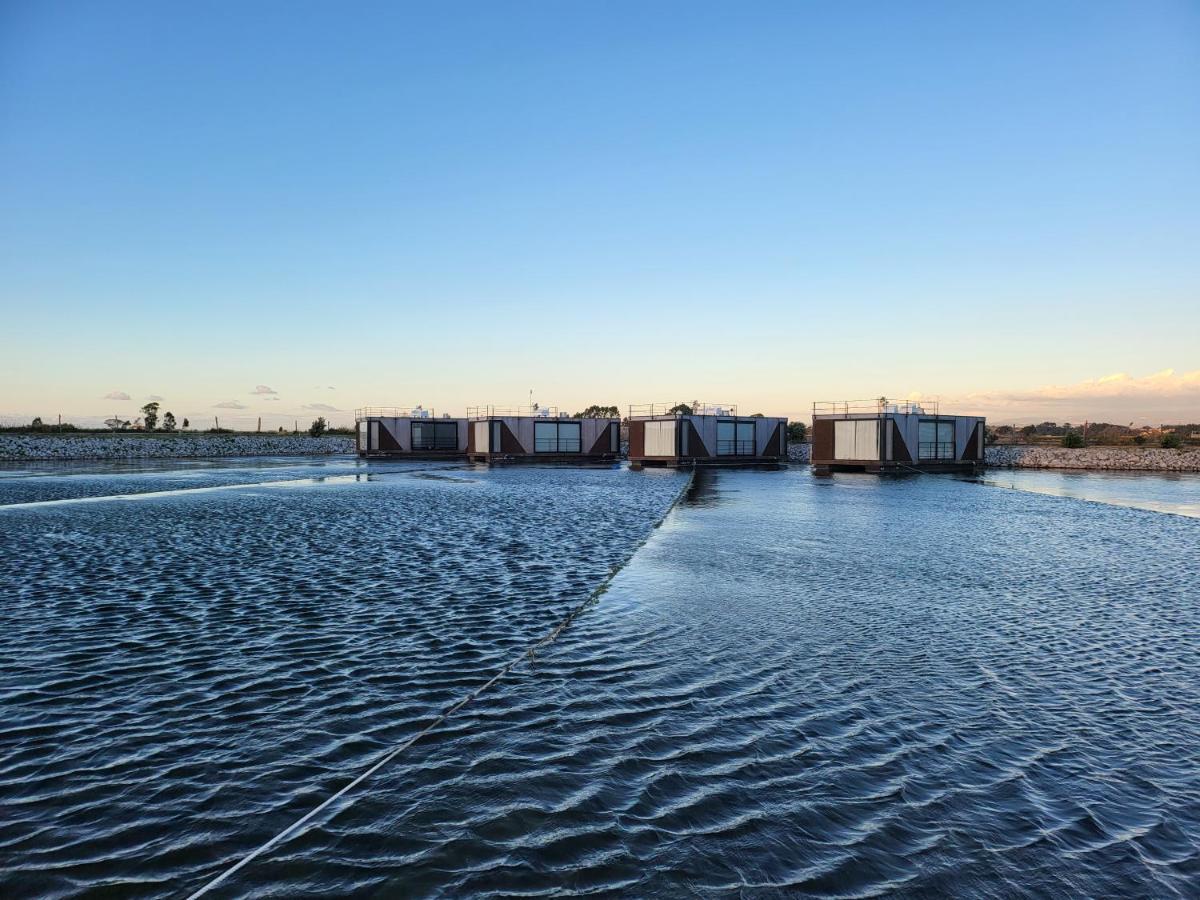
[184, 468, 695, 899]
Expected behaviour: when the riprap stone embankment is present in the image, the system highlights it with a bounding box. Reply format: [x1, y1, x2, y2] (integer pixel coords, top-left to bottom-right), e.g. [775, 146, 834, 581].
[986, 445, 1200, 472]
[0, 434, 356, 460]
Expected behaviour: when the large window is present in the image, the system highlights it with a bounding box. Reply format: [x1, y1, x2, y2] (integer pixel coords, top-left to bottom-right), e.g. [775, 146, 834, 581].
[717, 420, 755, 456]
[535, 420, 581, 453]
[411, 421, 458, 451]
[833, 419, 879, 460]
[919, 420, 956, 460]
[473, 420, 490, 452]
[643, 420, 675, 456]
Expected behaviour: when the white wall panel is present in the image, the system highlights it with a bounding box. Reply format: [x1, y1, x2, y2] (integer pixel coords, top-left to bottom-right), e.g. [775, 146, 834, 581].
[474, 421, 490, 452]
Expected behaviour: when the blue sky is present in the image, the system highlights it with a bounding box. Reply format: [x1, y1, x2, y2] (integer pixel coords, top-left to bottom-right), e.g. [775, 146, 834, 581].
[2, 0, 1197, 426]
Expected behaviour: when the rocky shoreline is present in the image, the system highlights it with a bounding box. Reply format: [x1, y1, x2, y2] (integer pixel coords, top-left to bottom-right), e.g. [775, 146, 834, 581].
[985, 445, 1200, 472]
[0, 434, 356, 461]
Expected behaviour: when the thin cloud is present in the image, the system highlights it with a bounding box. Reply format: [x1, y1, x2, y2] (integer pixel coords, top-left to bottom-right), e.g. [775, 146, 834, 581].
[250, 384, 277, 395]
[302, 403, 341, 412]
[942, 369, 1200, 424]
[214, 400, 248, 410]
[146, 394, 165, 402]
[103, 391, 131, 401]
[964, 369, 1200, 405]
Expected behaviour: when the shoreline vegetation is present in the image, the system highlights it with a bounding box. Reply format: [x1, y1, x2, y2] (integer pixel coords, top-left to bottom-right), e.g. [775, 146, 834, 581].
[2, 434, 1198, 471]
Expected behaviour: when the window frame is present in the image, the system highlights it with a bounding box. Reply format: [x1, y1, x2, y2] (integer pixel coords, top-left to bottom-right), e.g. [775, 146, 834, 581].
[411, 420, 459, 452]
[918, 419, 956, 460]
[534, 420, 582, 453]
[717, 418, 756, 456]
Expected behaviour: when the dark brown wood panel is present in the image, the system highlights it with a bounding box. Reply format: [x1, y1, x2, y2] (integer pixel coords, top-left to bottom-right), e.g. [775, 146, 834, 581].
[891, 420, 912, 462]
[763, 422, 783, 458]
[811, 419, 834, 462]
[587, 422, 614, 455]
[500, 421, 524, 453]
[377, 421, 403, 453]
[964, 422, 982, 461]
[628, 421, 645, 458]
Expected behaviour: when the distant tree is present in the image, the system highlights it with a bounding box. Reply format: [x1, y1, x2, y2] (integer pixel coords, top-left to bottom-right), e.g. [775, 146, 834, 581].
[30, 416, 43, 430]
[1020, 425, 1036, 438]
[667, 403, 693, 415]
[1162, 431, 1183, 449]
[787, 421, 807, 442]
[182, 417, 189, 429]
[309, 416, 328, 437]
[749, 412, 765, 417]
[1061, 431, 1084, 448]
[1133, 433, 1146, 446]
[162, 411, 176, 432]
[141, 401, 160, 431]
[574, 404, 620, 418]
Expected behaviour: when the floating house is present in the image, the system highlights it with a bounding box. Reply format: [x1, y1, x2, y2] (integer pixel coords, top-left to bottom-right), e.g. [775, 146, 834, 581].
[355, 407, 468, 458]
[465, 406, 620, 463]
[627, 403, 788, 467]
[810, 399, 984, 474]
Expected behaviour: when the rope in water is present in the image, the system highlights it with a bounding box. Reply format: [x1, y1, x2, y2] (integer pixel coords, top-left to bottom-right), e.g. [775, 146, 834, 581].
[184, 467, 695, 899]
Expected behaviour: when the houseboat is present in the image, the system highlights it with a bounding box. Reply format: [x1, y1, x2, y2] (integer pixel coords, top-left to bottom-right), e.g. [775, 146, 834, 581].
[355, 407, 468, 458]
[466, 406, 620, 463]
[627, 402, 788, 467]
[810, 399, 984, 474]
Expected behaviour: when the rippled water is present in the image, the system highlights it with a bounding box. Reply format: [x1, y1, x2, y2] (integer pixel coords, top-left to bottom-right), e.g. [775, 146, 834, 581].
[2, 462, 1198, 897]
[976, 467, 1200, 518]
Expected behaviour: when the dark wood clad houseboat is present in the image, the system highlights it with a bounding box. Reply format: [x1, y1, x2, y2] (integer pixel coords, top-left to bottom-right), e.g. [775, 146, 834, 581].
[810, 399, 984, 474]
[355, 407, 468, 458]
[627, 402, 788, 467]
[466, 406, 620, 463]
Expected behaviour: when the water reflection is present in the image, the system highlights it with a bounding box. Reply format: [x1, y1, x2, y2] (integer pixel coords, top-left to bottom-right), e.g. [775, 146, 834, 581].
[973, 468, 1200, 518]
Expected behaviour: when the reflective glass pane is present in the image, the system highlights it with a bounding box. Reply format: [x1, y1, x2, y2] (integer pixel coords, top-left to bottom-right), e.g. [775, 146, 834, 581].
[534, 421, 557, 452]
[559, 422, 581, 452]
[717, 421, 737, 455]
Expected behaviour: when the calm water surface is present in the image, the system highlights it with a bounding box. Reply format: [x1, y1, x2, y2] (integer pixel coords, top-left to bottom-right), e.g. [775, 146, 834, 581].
[1, 460, 1197, 897]
[977, 467, 1200, 518]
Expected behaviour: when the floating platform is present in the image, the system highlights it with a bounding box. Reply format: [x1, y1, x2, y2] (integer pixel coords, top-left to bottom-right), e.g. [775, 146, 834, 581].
[465, 406, 620, 464]
[627, 402, 788, 468]
[810, 399, 984, 475]
[355, 408, 468, 459]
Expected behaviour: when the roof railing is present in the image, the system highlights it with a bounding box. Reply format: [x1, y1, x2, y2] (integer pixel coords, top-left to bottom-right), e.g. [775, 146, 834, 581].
[355, 406, 438, 420]
[628, 401, 740, 418]
[812, 398, 939, 417]
[466, 405, 561, 418]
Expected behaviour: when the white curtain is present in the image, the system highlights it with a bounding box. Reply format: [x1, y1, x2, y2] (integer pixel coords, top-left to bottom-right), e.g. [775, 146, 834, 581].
[474, 421, 490, 452]
[835, 420, 878, 460]
[644, 420, 676, 456]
